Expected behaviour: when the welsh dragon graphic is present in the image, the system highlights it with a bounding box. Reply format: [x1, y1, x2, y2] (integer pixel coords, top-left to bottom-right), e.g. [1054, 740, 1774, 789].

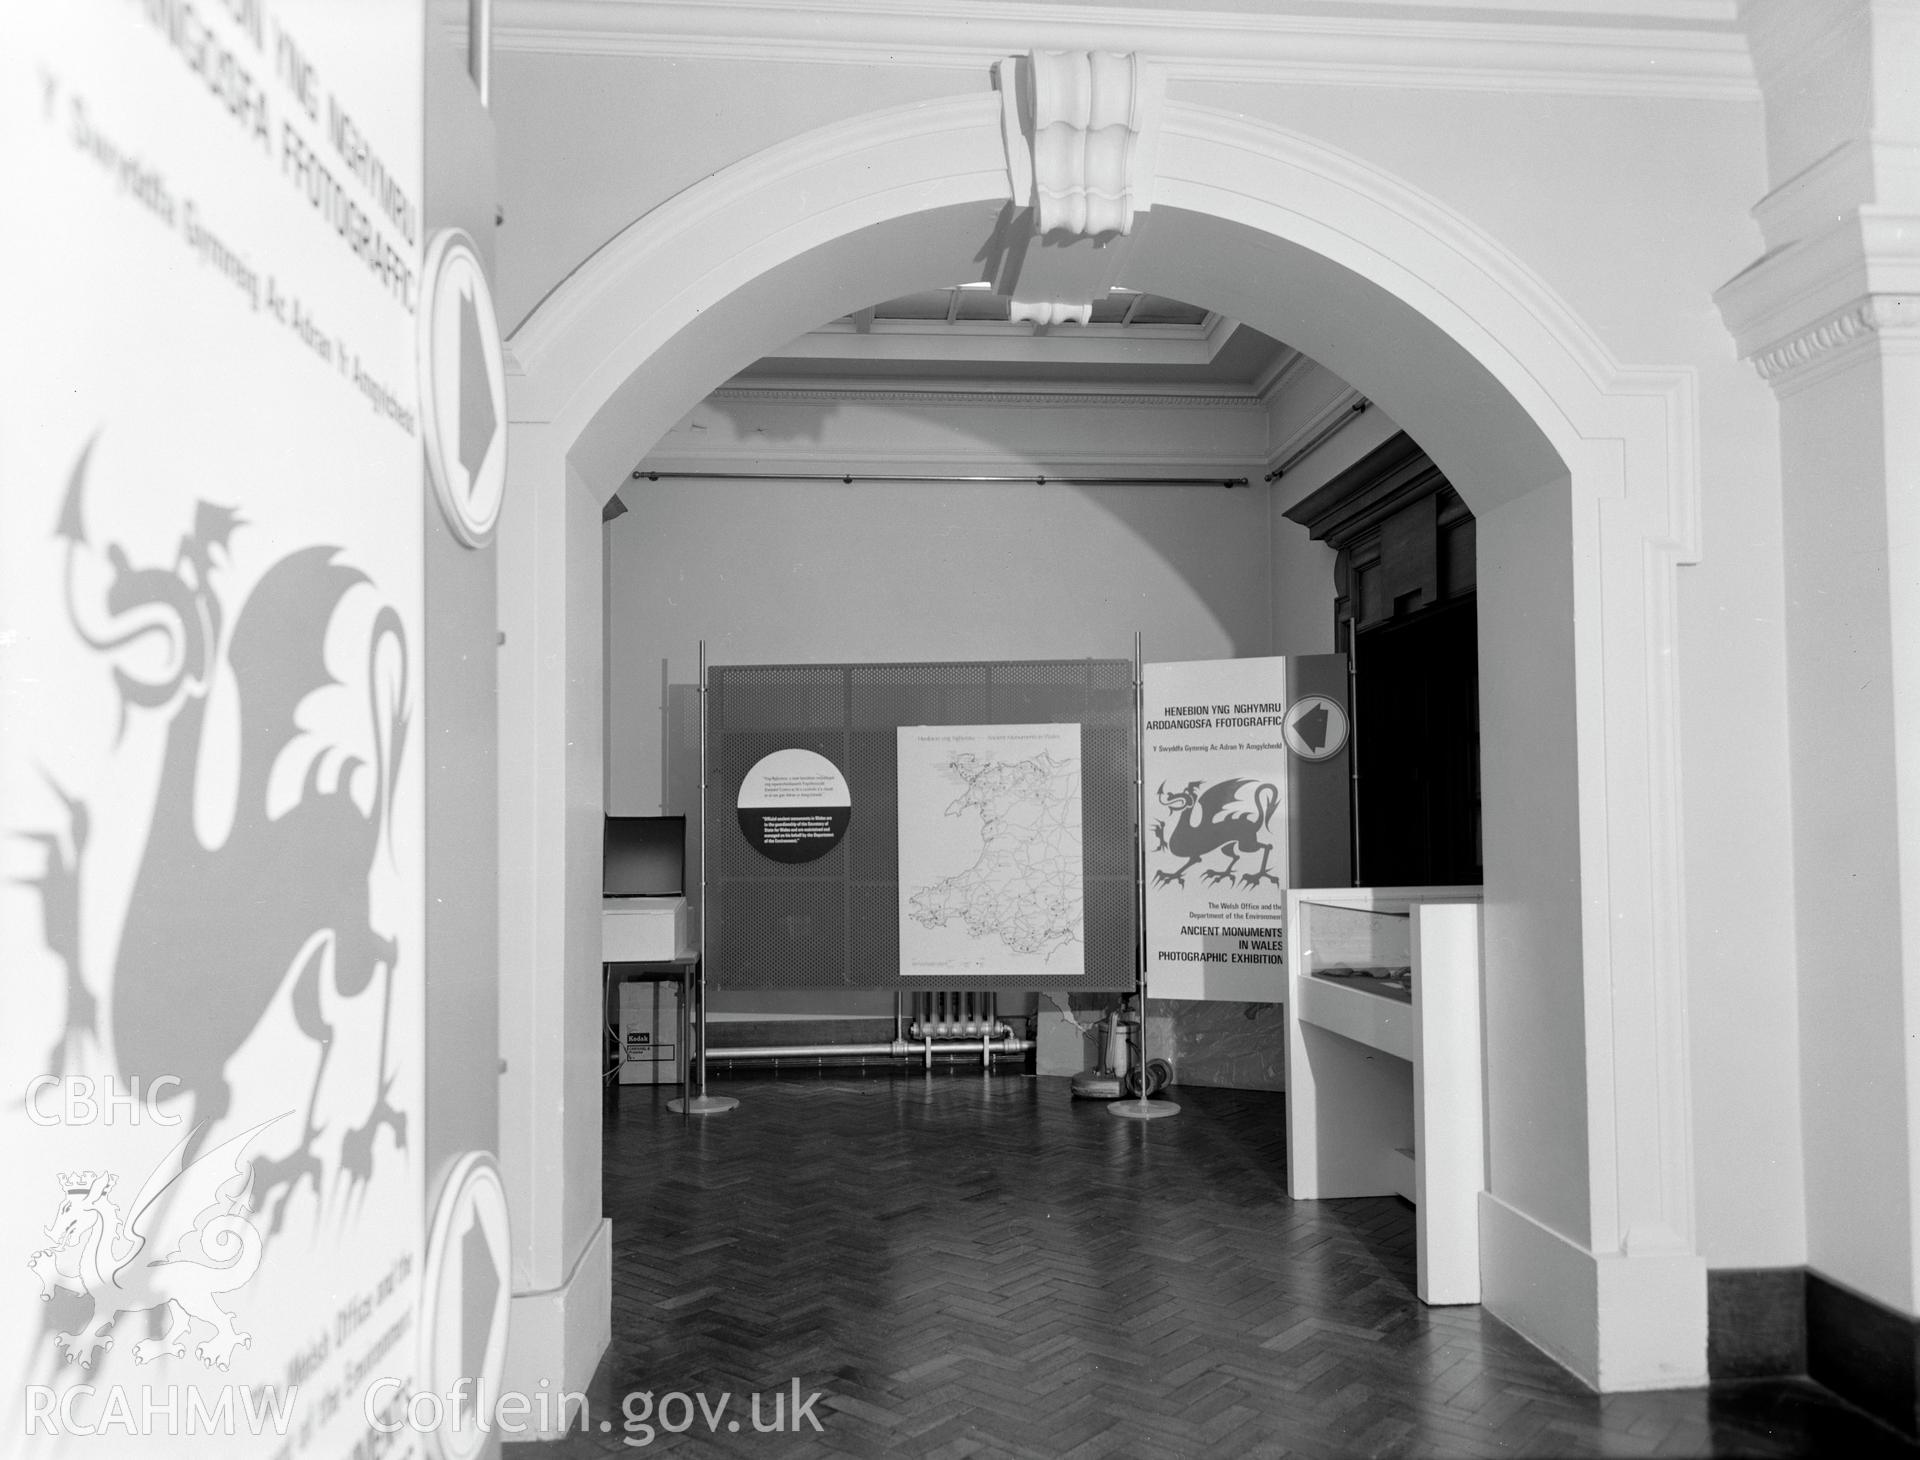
[27, 1120, 277, 1371]
[18, 434, 412, 1242]
[1150, 778, 1283, 888]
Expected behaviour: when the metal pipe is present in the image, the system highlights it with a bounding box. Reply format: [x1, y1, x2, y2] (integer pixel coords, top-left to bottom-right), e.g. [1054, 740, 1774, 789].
[698, 638, 708, 1101]
[1134, 630, 1148, 1017]
[670, 645, 740, 1114]
[1109, 634, 1180, 1118]
[707, 1037, 1036, 1061]
[1262, 399, 1370, 482]
[909, 1016, 1010, 1038]
[632, 469, 1249, 489]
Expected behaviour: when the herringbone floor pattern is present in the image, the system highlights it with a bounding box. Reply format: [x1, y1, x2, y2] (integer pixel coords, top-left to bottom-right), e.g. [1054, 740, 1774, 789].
[530, 1073, 1911, 1458]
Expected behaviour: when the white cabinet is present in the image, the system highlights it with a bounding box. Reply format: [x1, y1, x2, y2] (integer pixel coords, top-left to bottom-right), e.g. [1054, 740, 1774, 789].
[602, 895, 690, 962]
[1283, 886, 1484, 1305]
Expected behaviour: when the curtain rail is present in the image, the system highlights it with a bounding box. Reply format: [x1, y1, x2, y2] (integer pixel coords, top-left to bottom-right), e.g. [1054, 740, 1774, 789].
[1262, 398, 1370, 482]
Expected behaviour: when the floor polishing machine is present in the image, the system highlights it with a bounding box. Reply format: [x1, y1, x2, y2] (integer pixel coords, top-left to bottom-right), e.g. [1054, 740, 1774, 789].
[1070, 1001, 1172, 1099]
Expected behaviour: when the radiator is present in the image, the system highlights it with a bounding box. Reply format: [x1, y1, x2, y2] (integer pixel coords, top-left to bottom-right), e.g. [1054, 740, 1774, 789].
[909, 991, 1008, 1039]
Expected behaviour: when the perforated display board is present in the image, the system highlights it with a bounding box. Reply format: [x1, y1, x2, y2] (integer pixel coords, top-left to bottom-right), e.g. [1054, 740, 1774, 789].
[706, 660, 1137, 990]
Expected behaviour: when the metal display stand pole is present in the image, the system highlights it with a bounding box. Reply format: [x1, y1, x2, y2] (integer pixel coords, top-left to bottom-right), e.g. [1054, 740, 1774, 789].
[1112, 630, 1180, 1120]
[670, 639, 739, 1116]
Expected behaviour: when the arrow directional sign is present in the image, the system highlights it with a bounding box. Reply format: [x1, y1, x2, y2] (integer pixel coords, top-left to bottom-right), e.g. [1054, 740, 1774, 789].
[418, 229, 507, 548]
[457, 287, 497, 494]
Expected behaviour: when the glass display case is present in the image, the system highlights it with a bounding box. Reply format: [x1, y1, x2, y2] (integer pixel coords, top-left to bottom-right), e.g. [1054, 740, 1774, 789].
[1284, 886, 1484, 1304]
[1299, 897, 1413, 1000]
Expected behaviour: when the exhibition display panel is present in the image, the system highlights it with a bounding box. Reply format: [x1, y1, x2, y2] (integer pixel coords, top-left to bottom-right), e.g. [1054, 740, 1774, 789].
[705, 658, 1137, 991]
[1140, 653, 1352, 1002]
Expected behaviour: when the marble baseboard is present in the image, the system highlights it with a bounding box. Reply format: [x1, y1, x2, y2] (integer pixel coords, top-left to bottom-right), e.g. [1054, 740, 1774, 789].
[1035, 994, 1285, 1090]
[1707, 1267, 1805, 1380]
[1150, 998, 1285, 1090]
[1808, 1269, 1920, 1437]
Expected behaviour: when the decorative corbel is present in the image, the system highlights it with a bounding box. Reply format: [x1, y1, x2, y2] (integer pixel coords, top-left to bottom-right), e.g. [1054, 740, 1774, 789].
[991, 50, 1162, 323]
[1009, 301, 1093, 326]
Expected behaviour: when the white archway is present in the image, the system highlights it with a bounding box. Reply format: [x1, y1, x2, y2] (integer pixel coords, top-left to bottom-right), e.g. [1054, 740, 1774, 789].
[500, 93, 1705, 1392]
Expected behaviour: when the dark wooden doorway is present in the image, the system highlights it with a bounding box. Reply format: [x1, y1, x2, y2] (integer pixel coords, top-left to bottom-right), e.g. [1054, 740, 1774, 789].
[1283, 430, 1482, 887]
[1354, 596, 1482, 885]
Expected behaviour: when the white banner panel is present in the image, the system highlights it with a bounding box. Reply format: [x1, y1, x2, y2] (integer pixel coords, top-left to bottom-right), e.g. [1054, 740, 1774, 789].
[898, 724, 1085, 978]
[1142, 659, 1294, 1001]
[2, 4, 426, 1455]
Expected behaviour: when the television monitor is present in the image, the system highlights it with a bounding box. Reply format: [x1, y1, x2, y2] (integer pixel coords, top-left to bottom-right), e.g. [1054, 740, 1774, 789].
[603, 815, 686, 897]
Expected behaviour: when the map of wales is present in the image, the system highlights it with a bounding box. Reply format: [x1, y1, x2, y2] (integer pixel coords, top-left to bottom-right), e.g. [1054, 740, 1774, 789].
[897, 725, 1085, 977]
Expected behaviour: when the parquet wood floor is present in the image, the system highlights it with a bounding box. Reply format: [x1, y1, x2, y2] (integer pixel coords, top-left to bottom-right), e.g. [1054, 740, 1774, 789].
[529, 1073, 1913, 1458]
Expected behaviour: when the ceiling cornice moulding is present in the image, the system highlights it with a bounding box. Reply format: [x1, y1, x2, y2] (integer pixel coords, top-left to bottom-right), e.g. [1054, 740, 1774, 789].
[1251, 347, 1311, 402]
[638, 446, 1264, 475]
[710, 384, 1265, 411]
[1748, 293, 1920, 394]
[1714, 209, 1920, 384]
[805, 317, 1218, 340]
[492, 0, 1755, 101]
[761, 315, 1239, 370]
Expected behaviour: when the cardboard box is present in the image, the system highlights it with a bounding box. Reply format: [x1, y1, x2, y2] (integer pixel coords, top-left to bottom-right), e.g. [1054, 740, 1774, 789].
[602, 895, 689, 963]
[617, 979, 681, 1085]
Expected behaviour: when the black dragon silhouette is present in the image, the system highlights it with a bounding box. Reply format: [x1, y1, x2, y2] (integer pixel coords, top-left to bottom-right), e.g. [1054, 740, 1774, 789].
[1150, 778, 1282, 888]
[20, 435, 411, 1238]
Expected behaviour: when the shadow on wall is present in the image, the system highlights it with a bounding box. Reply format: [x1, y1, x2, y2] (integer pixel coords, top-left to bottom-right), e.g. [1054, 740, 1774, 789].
[664, 676, 702, 938]
[701, 384, 833, 446]
[648, 391, 1274, 667]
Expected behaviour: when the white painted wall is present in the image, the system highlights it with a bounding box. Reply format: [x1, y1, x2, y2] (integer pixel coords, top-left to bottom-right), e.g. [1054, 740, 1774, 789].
[1730, 0, 1920, 1316]
[1476, 477, 1591, 1244]
[493, 54, 976, 332]
[562, 465, 606, 1270]
[607, 394, 1273, 817]
[1780, 361, 1914, 1311]
[496, 432, 609, 1414]
[1185, 84, 1767, 366]
[1678, 365, 1806, 1272]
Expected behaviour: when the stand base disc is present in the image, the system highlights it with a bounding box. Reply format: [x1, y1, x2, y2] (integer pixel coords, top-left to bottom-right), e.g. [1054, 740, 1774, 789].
[669, 1095, 739, 1114]
[1108, 1097, 1181, 1120]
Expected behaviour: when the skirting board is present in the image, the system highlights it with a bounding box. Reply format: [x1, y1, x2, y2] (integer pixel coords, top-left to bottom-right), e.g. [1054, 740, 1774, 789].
[501, 1217, 613, 1444]
[1478, 1192, 1706, 1391]
[1807, 1269, 1920, 1438]
[1708, 1266, 1920, 1438]
[1707, 1267, 1806, 1380]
